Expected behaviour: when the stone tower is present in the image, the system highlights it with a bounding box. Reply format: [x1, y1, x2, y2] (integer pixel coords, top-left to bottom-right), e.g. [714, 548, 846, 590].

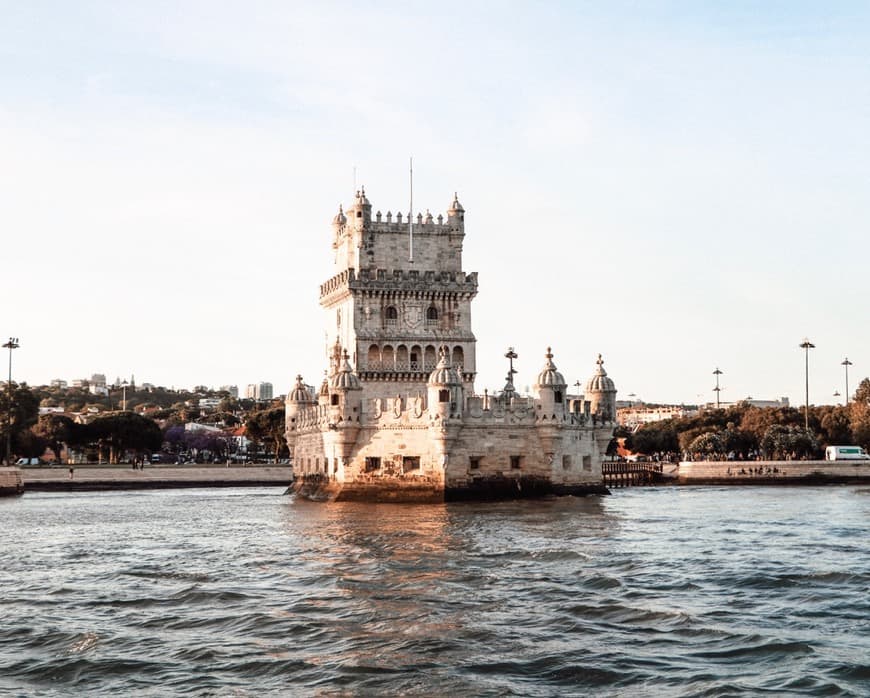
[320, 189, 478, 402]
[287, 185, 615, 502]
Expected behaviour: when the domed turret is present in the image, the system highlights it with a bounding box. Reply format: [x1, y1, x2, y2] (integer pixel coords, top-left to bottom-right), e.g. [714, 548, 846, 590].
[355, 186, 371, 208]
[428, 350, 463, 387]
[535, 347, 567, 389]
[331, 350, 362, 391]
[288, 374, 313, 404]
[534, 347, 567, 417]
[317, 372, 330, 406]
[586, 354, 617, 420]
[347, 187, 372, 229]
[332, 204, 347, 228]
[428, 347, 464, 419]
[285, 374, 314, 448]
[447, 192, 465, 229]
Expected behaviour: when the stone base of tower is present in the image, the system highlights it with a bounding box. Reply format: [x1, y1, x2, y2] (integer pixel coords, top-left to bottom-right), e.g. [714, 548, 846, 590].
[292, 474, 445, 503]
[291, 473, 608, 503]
[445, 475, 609, 501]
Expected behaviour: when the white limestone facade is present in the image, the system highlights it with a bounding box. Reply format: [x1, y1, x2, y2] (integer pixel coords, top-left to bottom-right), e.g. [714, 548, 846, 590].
[286, 188, 617, 502]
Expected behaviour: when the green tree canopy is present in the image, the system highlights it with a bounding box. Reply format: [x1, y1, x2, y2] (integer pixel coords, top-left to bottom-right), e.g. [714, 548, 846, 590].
[33, 413, 77, 463]
[245, 408, 287, 463]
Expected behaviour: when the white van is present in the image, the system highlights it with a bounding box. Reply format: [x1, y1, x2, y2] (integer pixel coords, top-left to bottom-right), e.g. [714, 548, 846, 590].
[825, 445, 870, 461]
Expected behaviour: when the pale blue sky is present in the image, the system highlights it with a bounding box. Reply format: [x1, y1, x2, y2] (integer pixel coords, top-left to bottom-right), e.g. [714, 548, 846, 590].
[3, 2, 869, 405]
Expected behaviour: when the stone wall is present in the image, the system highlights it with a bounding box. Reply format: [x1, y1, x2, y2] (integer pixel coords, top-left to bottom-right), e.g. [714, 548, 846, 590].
[672, 460, 870, 483]
[0, 467, 24, 496]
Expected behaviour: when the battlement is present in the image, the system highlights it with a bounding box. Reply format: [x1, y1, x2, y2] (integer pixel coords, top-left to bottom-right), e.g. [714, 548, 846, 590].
[360, 209, 463, 235]
[320, 268, 478, 298]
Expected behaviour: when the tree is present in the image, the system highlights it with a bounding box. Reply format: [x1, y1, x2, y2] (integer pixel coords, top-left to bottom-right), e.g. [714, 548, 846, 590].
[850, 378, 870, 449]
[687, 431, 724, 458]
[32, 414, 77, 463]
[0, 382, 40, 462]
[816, 406, 852, 446]
[84, 413, 163, 463]
[760, 425, 819, 460]
[245, 408, 287, 463]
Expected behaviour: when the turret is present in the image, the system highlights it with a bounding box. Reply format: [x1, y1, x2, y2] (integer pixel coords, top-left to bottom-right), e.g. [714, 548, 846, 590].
[327, 350, 362, 467]
[447, 192, 465, 232]
[585, 354, 617, 421]
[329, 350, 363, 416]
[427, 347, 464, 421]
[348, 186, 372, 230]
[285, 374, 314, 449]
[534, 347, 567, 419]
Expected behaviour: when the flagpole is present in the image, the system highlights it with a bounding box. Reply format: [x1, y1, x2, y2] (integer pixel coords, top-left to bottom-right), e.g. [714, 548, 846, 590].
[409, 157, 414, 263]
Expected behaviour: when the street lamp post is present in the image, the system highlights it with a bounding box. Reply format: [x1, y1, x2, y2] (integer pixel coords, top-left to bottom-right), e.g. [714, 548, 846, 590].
[121, 379, 128, 411]
[841, 358, 852, 404]
[713, 367, 723, 409]
[799, 338, 815, 432]
[3, 337, 20, 465]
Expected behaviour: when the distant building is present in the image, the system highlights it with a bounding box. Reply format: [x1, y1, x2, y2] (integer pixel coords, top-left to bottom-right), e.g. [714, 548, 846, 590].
[702, 397, 789, 410]
[618, 405, 698, 428]
[50, 379, 68, 389]
[88, 373, 108, 396]
[71, 379, 88, 389]
[198, 398, 222, 410]
[38, 406, 65, 415]
[220, 385, 239, 398]
[246, 382, 273, 401]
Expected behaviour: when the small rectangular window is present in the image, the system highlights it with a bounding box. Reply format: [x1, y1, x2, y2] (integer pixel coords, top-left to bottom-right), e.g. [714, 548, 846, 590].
[469, 456, 481, 470]
[583, 455, 592, 471]
[365, 457, 381, 472]
[403, 456, 420, 471]
[510, 455, 522, 470]
[562, 455, 571, 470]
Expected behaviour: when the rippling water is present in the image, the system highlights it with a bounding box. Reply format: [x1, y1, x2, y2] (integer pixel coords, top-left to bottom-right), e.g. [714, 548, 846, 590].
[1, 486, 869, 696]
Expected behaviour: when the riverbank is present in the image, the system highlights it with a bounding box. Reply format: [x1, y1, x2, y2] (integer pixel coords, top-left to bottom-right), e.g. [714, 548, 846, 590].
[20, 465, 293, 492]
[668, 460, 870, 485]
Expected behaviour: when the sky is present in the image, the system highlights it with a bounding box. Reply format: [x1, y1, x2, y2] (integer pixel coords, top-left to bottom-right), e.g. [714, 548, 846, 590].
[2, 1, 869, 406]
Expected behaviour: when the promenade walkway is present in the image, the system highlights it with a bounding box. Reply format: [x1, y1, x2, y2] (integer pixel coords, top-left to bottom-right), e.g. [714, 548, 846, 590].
[21, 465, 294, 491]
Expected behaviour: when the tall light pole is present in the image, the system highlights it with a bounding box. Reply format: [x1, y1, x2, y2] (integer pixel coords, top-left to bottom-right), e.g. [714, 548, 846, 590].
[841, 358, 852, 404]
[713, 367, 723, 409]
[3, 337, 20, 465]
[799, 338, 815, 432]
[121, 379, 128, 411]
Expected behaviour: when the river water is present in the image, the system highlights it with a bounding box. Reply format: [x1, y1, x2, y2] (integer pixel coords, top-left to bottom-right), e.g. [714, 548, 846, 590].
[1, 486, 868, 696]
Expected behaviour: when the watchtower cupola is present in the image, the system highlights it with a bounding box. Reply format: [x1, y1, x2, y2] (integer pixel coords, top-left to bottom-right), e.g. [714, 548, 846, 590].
[427, 347, 464, 420]
[534, 347, 568, 416]
[585, 354, 617, 421]
[348, 187, 372, 229]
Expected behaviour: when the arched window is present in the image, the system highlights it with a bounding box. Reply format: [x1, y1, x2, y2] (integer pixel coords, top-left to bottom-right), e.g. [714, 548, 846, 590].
[452, 346, 464, 371]
[426, 306, 438, 325]
[330, 394, 339, 406]
[396, 345, 409, 371]
[424, 345, 437, 370]
[382, 345, 394, 369]
[385, 306, 398, 326]
[367, 344, 380, 370]
[439, 389, 450, 403]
